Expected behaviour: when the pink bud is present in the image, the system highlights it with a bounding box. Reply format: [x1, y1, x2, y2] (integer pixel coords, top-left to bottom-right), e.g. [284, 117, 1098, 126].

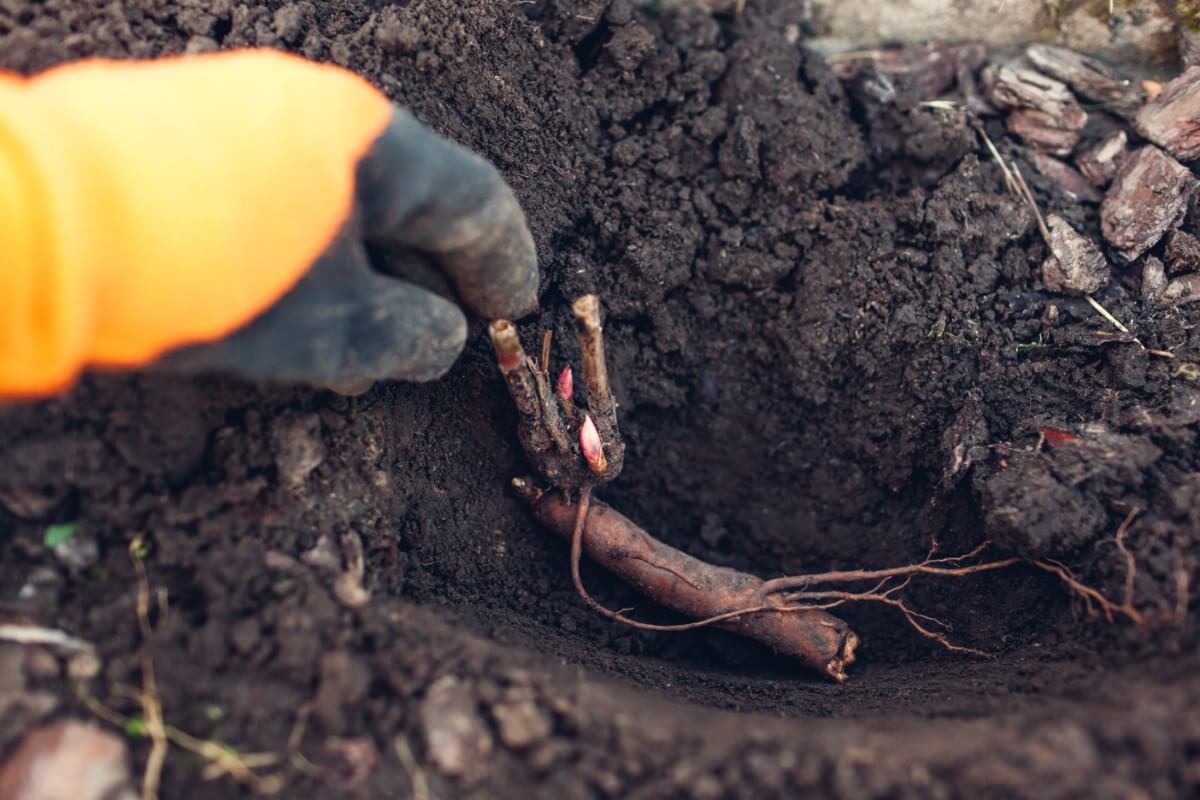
[579, 414, 607, 474]
[557, 366, 574, 402]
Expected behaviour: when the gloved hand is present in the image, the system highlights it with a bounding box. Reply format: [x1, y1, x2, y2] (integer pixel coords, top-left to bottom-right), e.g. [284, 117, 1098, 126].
[0, 50, 538, 398]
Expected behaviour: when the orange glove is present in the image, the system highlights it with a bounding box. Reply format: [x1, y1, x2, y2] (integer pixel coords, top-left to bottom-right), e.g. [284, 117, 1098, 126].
[0, 50, 538, 398]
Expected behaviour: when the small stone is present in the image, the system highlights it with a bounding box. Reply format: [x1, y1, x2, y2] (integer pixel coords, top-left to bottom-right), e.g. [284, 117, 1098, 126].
[1136, 66, 1200, 162]
[1041, 213, 1108, 295]
[421, 676, 493, 779]
[491, 696, 552, 750]
[1161, 273, 1200, 307]
[0, 721, 135, 800]
[1101, 146, 1198, 263]
[1164, 229, 1200, 275]
[1143, 256, 1168, 304]
[1075, 131, 1127, 188]
[271, 412, 325, 488]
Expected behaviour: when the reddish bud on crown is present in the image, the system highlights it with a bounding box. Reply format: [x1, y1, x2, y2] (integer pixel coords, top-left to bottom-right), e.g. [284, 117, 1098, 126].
[579, 414, 607, 474]
[557, 366, 574, 403]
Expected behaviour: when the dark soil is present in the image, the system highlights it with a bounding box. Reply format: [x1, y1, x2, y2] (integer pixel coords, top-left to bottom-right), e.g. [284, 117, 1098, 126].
[2, 1, 1200, 798]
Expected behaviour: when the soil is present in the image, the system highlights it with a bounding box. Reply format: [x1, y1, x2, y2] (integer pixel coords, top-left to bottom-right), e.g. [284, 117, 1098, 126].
[2, 1, 1200, 798]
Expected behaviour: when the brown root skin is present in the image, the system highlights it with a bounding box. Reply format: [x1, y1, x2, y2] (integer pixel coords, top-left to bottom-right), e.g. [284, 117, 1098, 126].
[520, 485, 858, 682]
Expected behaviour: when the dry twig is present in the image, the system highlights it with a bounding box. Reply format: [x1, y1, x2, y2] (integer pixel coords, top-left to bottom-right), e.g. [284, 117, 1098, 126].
[129, 534, 169, 800]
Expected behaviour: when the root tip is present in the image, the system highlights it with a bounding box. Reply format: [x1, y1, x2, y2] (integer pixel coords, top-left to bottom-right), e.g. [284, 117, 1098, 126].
[824, 632, 858, 683]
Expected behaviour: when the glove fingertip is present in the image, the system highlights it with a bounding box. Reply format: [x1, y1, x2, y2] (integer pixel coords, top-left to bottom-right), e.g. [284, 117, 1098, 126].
[390, 299, 468, 382]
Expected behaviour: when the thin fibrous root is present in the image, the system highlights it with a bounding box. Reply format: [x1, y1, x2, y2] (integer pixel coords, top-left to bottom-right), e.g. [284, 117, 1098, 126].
[1028, 509, 1146, 626]
[1032, 558, 1144, 625]
[759, 542, 1020, 596]
[779, 577, 994, 658]
[1113, 508, 1139, 610]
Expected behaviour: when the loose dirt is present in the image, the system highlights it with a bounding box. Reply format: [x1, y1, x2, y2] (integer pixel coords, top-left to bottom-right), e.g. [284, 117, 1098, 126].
[2, 1, 1198, 797]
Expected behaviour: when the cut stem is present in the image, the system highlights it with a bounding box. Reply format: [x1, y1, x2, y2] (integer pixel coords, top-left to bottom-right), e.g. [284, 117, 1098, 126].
[572, 295, 615, 418]
[489, 320, 541, 420]
[489, 319, 527, 375]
